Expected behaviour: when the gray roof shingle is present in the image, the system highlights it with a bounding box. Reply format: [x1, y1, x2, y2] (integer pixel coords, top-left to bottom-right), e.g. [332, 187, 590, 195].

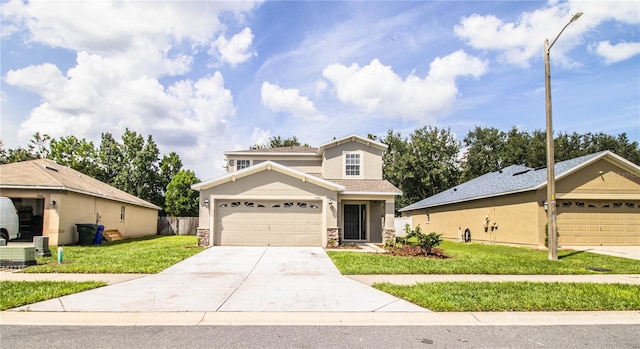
[399, 151, 609, 211]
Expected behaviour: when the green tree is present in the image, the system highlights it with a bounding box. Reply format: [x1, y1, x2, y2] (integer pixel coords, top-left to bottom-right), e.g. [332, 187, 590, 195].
[159, 152, 183, 192]
[164, 170, 200, 216]
[27, 132, 51, 159]
[502, 127, 531, 167]
[462, 126, 506, 180]
[250, 135, 309, 149]
[382, 126, 461, 211]
[49, 136, 99, 177]
[527, 130, 548, 169]
[97, 132, 123, 184]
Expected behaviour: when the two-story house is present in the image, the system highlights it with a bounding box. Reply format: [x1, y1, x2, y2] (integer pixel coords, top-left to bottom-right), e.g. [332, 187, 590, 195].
[191, 134, 401, 247]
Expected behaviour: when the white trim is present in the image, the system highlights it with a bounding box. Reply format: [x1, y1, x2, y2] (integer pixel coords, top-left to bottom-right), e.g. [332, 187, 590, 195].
[192, 161, 345, 192]
[343, 150, 363, 178]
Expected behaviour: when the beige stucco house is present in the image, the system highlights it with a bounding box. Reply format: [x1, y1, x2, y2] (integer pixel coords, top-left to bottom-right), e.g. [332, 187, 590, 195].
[192, 134, 401, 247]
[0, 159, 160, 245]
[400, 151, 639, 247]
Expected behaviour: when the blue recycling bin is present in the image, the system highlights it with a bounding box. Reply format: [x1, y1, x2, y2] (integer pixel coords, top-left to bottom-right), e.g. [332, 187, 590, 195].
[94, 225, 105, 245]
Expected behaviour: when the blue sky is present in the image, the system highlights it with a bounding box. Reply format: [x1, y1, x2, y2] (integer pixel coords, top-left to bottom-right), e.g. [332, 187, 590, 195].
[1, 0, 638, 179]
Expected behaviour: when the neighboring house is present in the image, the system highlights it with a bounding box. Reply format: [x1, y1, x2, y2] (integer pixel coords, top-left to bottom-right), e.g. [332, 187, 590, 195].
[0, 159, 160, 245]
[191, 134, 401, 247]
[400, 151, 640, 247]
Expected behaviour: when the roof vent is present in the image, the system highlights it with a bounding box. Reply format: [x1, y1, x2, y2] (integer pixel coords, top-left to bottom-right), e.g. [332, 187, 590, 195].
[512, 169, 531, 176]
[44, 165, 59, 172]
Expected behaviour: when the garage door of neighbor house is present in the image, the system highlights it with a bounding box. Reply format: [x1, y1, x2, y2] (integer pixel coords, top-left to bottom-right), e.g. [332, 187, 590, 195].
[557, 200, 640, 246]
[215, 200, 323, 246]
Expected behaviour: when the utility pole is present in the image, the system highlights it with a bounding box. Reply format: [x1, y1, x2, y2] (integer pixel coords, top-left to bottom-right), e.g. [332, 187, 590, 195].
[545, 12, 583, 261]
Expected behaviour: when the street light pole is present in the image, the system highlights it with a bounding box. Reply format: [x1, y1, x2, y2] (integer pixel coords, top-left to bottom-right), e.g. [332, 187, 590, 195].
[545, 12, 582, 261]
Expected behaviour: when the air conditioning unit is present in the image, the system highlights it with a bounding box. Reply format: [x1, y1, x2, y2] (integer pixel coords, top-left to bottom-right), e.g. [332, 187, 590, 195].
[0, 246, 37, 269]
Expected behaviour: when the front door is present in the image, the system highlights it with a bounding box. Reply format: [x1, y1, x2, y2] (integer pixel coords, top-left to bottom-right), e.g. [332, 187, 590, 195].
[344, 204, 366, 240]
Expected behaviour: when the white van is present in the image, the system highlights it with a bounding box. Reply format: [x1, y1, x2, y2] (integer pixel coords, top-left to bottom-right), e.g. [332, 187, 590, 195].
[0, 197, 20, 242]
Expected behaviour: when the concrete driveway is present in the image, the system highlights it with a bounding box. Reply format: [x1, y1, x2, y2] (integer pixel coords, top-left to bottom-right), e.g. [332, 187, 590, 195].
[16, 247, 426, 312]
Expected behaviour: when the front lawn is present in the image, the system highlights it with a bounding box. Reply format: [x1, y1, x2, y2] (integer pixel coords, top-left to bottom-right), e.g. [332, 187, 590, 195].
[327, 240, 640, 275]
[22, 235, 203, 273]
[0, 281, 106, 310]
[374, 281, 640, 311]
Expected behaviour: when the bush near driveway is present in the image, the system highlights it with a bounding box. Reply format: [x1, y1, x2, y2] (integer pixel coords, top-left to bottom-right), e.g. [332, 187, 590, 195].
[22, 235, 203, 274]
[327, 240, 640, 275]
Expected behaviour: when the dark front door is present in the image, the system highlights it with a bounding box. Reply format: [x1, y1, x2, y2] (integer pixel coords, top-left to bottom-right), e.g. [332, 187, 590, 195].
[344, 204, 366, 240]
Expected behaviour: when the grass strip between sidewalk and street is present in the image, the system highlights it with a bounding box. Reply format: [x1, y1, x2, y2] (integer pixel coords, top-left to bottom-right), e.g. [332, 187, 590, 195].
[0, 281, 106, 311]
[22, 235, 203, 274]
[373, 281, 640, 312]
[328, 240, 640, 275]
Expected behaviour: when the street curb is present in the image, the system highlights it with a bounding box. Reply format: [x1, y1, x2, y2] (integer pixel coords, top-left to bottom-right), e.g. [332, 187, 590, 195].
[1, 311, 639, 326]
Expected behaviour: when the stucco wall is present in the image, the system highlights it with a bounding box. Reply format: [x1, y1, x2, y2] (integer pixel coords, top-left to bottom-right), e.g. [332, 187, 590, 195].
[228, 157, 322, 174]
[322, 142, 383, 180]
[556, 159, 640, 197]
[0, 189, 157, 245]
[408, 191, 542, 246]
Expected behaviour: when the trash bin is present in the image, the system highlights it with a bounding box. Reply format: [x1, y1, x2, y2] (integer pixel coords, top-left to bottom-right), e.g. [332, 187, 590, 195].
[76, 224, 99, 246]
[94, 225, 105, 245]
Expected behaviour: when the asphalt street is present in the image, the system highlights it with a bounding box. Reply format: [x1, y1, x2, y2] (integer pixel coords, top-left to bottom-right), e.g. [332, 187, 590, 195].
[1, 324, 639, 349]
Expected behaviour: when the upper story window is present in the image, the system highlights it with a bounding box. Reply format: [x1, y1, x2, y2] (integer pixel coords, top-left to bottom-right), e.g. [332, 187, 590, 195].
[345, 153, 361, 176]
[236, 159, 251, 171]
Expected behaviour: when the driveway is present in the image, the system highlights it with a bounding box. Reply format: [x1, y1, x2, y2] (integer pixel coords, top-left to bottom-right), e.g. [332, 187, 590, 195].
[16, 247, 426, 312]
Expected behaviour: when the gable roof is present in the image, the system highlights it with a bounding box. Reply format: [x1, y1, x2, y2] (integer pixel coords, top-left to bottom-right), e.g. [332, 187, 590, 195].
[191, 160, 345, 192]
[225, 134, 387, 157]
[0, 159, 161, 210]
[399, 151, 639, 212]
[318, 134, 388, 154]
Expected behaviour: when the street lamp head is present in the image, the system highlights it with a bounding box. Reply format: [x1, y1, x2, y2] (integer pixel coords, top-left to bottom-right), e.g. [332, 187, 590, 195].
[570, 12, 583, 22]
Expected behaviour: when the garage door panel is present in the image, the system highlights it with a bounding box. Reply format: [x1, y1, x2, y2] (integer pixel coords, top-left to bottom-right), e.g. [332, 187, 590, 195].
[558, 200, 639, 246]
[216, 200, 323, 247]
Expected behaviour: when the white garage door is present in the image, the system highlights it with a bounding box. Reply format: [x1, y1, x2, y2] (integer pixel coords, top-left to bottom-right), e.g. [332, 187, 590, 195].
[215, 200, 323, 246]
[557, 200, 640, 246]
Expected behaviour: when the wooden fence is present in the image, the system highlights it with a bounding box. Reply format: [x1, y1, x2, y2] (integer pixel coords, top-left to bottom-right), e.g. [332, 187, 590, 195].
[157, 217, 199, 236]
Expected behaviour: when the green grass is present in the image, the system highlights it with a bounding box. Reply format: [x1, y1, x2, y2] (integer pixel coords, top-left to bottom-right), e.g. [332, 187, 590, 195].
[22, 235, 203, 273]
[0, 281, 106, 310]
[328, 240, 640, 275]
[374, 281, 640, 311]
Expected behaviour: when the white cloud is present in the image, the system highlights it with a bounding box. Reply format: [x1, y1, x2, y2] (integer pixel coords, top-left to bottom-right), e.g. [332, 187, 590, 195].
[251, 127, 272, 147]
[454, 1, 640, 67]
[261, 82, 327, 121]
[322, 51, 487, 121]
[589, 41, 640, 65]
[210, 27, 256, 67]
[0, 0, 262, 179]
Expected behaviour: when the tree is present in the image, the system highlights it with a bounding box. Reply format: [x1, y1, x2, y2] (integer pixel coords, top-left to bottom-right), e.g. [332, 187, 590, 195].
[27, 132, 51, 159]
[97, 132, 124, 184]
[49, 136, 99, 177]
[164, 170, 200, 216]
[250, 136, 309, 149]
[159, 152, 183, 193]
[382, 126, 461, 211]
[502, 127, 531, 167]
[462, 126, 506, 181]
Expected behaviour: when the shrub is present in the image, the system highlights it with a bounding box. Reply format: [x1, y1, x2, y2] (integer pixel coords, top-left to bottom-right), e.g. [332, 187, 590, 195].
[405, 224, 443, 256]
